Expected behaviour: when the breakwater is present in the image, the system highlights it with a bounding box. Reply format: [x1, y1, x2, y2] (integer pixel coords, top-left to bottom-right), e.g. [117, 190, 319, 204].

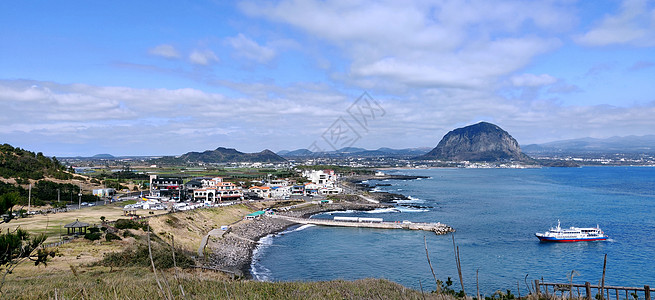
[205, 201, 389, 278]
[270, 215, 454, 235]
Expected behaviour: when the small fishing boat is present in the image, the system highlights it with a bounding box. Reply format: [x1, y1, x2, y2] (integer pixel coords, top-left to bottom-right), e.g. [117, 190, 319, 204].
[535, 220, 608, 242]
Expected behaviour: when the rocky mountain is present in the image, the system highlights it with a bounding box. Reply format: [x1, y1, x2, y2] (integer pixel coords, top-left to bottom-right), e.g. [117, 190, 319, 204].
[418, 122, 533, 162]
[179, 147, 287, 163]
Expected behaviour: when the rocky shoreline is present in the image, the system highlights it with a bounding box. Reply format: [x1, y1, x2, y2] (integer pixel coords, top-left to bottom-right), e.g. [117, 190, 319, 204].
[344, 174, 430, 203]
[205, 174, 443, 279]
[205, 200, 389, 278]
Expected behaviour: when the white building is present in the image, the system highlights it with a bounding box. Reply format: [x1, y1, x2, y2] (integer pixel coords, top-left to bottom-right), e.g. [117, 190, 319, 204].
[303, 170, 338, 185]
[193, 177, 243, 202]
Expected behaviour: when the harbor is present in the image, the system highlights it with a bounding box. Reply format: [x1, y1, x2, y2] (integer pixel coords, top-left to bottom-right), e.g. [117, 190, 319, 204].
[270, 214, 455, 235]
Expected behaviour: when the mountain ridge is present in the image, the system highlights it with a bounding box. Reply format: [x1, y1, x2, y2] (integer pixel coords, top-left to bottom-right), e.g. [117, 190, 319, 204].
[522, 135, 655, 154]
[179, 147, 287, 163]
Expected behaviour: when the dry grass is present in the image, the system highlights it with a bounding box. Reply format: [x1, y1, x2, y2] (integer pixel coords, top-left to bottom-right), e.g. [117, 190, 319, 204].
[148, 205, 254, 252]
[0, 203, 168, 243]
[3, 265, 444, 299]
[8, 238, 125, 276]
[0, 200, 461, 299]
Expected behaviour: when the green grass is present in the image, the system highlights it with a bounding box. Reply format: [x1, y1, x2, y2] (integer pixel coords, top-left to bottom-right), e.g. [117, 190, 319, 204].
[115, 199, 137, 206]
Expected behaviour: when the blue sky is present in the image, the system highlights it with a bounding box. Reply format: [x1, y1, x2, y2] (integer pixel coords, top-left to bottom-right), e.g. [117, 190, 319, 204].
[1, 0, 654, 156]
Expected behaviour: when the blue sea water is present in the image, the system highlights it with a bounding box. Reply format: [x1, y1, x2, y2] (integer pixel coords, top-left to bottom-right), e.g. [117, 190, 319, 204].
[251, 167, 655, 295]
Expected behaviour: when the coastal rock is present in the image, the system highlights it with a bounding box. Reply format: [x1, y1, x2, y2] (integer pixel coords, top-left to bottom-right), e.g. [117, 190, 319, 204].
[419, 122, 533, 162]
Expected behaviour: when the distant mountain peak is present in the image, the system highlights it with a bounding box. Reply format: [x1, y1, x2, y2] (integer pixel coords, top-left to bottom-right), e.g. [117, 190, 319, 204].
[179, 147, 286, 163]
[419, 122, 532, 162]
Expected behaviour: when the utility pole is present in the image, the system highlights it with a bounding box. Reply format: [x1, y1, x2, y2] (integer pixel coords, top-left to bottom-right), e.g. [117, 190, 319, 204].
[57, 189, 60, 203]
[28, 183, 31, 213]
[78, 185, 82, 210]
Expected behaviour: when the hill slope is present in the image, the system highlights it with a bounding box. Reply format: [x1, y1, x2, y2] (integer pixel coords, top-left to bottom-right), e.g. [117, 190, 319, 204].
[0, 143, 71, 180]
[419, 122, 532, 162]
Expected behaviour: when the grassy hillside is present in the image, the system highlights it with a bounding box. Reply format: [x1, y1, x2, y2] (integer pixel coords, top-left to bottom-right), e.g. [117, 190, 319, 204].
[0, 143, 71, 181]
[3, 266, 441, 299]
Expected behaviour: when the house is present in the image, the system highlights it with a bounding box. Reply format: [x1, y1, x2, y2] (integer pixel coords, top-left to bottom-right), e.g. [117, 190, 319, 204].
[193, 177, 243, 202]
[301, 169, 342, 195]
[291, 185, 305, 195]
[269, 179, 289, 187]
[244, 210, 266, 220]
[185, 180, 202, 190]
[150, 175, 183, 198]
[249, 186, 271, 198]
[270, 186, 291, 198]
[303, 169, 338, 185]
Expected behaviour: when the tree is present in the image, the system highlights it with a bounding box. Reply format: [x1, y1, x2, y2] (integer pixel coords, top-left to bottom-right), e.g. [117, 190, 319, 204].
[0, 192, 21, 223]
[0, 229, 55, 294]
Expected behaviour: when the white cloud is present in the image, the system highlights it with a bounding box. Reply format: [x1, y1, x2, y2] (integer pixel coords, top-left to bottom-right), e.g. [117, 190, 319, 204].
[225, 33, 277, 64]
[189, 49, 219, 65]
[240, 0, 573, 89]
[511, 74, 558, 87]
[3, 79, 655, 155]
[575, 0, 655, 47]
[148, 44, 180, 59]
[0, 79, 351, 154]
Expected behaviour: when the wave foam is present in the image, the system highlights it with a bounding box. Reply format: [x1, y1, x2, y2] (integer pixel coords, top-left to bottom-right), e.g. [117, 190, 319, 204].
[251, 234, 275, 281]
[318, 210, 357, 215]
[365, 207, 401, 214]
[288, 224, 315, 233]
[393, 196, 425, 204]
[397, 207, 429, 213]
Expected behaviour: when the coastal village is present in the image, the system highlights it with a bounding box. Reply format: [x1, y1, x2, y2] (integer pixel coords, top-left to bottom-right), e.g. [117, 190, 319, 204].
[140, 168, 342, 206]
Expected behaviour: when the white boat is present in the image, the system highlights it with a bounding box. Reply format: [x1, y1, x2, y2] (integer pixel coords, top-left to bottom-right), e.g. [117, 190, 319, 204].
[535, 220, 608, 242]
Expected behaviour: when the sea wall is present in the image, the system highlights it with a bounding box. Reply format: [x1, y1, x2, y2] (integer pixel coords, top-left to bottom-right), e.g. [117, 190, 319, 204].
[205, 201, 387, 278]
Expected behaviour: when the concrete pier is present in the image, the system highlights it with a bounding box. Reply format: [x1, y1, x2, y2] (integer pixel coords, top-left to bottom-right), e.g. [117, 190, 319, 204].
[270, 215, 454, 235]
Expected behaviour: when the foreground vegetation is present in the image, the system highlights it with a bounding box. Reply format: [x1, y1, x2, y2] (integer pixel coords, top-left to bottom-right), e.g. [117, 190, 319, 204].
[3, 266, 443, 299]
[1, 211, 445, 299]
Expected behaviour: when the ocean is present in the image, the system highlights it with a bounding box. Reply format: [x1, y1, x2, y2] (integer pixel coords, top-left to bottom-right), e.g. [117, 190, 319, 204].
[251, 167, 655, 295]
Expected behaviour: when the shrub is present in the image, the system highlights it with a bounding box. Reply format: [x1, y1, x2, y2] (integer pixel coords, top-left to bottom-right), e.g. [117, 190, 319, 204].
[88, 227, 100, 233]
[105, 232, 122, 242]
[84, 232, 102, 241]
[101, 243, 194, 269]
[114, 219, 146, 230]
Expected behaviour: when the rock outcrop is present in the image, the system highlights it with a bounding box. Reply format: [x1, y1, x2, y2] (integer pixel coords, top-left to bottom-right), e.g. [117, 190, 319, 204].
[419, 122, 533, 162]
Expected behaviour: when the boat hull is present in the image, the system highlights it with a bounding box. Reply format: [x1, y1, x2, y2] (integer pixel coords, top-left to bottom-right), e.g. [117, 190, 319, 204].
[536, 234, 608, 242]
